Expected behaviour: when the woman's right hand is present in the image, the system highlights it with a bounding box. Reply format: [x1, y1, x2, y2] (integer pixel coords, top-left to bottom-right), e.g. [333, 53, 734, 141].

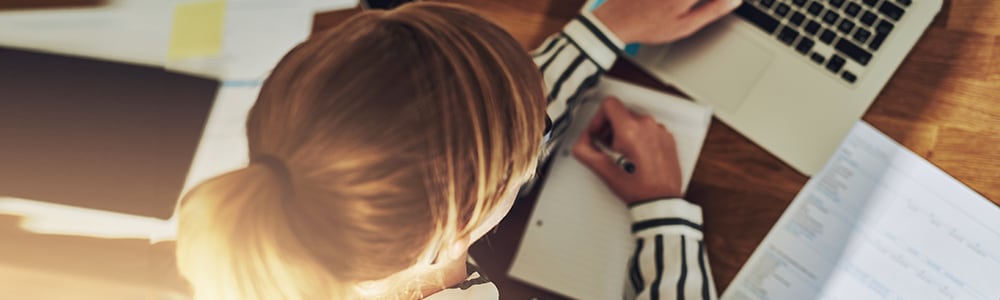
[572, 97, 684, 205]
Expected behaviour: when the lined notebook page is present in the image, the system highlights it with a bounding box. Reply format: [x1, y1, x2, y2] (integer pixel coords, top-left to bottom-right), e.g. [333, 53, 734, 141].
[509, 78, 712, 300]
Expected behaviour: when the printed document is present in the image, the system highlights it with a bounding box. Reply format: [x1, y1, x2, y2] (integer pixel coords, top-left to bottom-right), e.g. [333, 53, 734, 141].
[722, 122, 1000, 300]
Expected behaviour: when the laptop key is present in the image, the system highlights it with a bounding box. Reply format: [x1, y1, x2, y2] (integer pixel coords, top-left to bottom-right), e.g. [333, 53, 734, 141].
[796, 37, 816, 54]
[876, 19, 895, 34]
[862, 0, 878, 6]
[860, 11, 878, 26]
[805, 20, 822, 35]
[838, 19, 856, 34]
[869, 31, 888, 50]
[811, 53, 826, 64]
[829, 0, 845, 9]
[827, 55, 846, 72]
[807, 2, 824, 15]
[823, 10, 840, 25]
[775, 3, 791, 18]
[878, 1, 904, 21]
[844, 2, 862, 17]
[790, 12, 807, 26]
[735, 3, 781, 34]
[835, 38, 872, 65]
[854, 28, 872, 43]
[778, 26, 800, 45]
[761, 0, 776, 9]
[841, 71, 857, 83]
[896, 0, 910, 6]
[793, 0, 807, 6]
[820, 29, 837, 44]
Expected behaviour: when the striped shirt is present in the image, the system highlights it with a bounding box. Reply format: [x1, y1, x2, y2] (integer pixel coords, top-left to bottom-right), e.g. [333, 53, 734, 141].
[428, 11, 717, 300]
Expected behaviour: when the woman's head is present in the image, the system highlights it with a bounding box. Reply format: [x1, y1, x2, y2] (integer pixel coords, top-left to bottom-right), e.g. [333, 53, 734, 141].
[175, 3, 546, 299]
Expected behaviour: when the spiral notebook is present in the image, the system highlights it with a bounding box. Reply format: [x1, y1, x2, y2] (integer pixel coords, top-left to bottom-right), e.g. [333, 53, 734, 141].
[509, 77, 713, 300]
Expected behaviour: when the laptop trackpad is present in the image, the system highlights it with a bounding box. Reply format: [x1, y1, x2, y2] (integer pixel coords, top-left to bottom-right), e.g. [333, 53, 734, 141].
[661, 23, 774, 113]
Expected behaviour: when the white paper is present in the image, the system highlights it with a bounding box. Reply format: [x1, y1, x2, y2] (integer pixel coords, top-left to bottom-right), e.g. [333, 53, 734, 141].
[0, 0, 312, 79]
[166, 0, 313, 80]
[311, 0, 358, 13]
[509, 78, 713, 300]
[0, 196, 169, 240]
[179, 81, 261, 195]
[722, 121, 1000, 300]
[152, 80, 260, 243]
[0, 0, 172, 67]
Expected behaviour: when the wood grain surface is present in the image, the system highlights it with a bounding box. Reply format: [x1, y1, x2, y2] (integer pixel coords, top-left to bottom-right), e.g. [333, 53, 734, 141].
[317, 1, 1000, 298]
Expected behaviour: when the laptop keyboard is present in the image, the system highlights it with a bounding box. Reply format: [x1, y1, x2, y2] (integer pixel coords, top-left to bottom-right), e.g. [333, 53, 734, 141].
[735, 0, 909, 84]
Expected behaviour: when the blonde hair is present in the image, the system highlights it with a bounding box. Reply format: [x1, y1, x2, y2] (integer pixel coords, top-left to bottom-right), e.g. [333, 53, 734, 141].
[175, 3, 546, 299]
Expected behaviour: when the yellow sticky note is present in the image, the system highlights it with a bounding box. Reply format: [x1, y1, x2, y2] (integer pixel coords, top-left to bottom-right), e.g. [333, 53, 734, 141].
[168, 1, 226, 59]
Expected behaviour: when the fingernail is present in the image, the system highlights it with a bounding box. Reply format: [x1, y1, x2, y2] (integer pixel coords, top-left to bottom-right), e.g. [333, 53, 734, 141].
[730, 0, 742, 7]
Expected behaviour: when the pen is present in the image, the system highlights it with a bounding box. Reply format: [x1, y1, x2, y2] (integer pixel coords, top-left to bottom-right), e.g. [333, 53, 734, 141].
[591, 139, 636, 174]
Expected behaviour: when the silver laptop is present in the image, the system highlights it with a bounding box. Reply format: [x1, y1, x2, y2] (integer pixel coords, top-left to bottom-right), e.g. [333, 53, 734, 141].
[631, 0, 941, 175]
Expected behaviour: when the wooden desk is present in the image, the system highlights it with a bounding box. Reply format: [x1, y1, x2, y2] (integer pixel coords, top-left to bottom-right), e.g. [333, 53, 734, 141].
[316, 1, 998, 298]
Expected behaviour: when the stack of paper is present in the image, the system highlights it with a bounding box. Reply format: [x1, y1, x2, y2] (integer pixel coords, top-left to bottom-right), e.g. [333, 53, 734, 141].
[165, 0, 314, 80]
[0, 0, 322, 81]
[0, 0, 174, 67]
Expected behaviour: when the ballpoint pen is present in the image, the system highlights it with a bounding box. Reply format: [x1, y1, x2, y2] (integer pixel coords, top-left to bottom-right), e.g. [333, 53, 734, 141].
[591, 139, 636, 174]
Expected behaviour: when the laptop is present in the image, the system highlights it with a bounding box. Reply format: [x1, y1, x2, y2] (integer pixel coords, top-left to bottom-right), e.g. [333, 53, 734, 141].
[0, 47, 218, 219]
[630, 0, 942, 175]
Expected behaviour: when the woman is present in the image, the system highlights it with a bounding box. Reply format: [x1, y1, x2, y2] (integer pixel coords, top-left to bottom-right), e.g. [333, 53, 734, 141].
[176, 0, 738, 299]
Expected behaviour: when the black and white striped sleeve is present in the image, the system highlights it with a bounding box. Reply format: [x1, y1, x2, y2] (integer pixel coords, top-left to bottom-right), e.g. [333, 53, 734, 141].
[532, 11, 624, 150]
[625, 199, 718, 300]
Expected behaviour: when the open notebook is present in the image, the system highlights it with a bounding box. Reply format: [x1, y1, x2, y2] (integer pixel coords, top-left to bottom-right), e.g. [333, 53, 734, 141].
[509, 78, 713, 300]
